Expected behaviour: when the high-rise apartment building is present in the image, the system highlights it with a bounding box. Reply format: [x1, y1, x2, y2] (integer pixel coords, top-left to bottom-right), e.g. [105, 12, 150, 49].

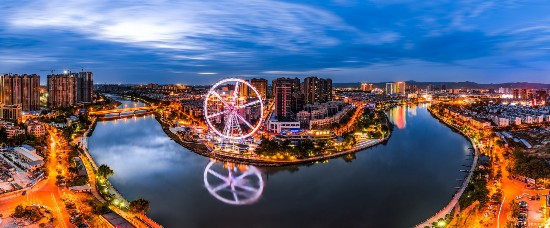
[251, 78, 268, 99]
[76, 72, 94, 103]
[386, 83, 395, 95]
[238, 79, 250, 98]
[303, 77, 317, 104]
[513, 89, 520, 99]
[317, 78, 332, 103]
[0, 74, 41, 111]
[385, 82, 406, 95]
[302, 76, 332, 105]
[272, 78, 295, 120]
[361, 83, 374, 91]
[520, 89, 527, 100]
[292, 90, 305, 115]
[47, 74, 77, 108]
[526, 89, 534, 100]
[395, 81, 406, 94]
[535, 90, 548, 102]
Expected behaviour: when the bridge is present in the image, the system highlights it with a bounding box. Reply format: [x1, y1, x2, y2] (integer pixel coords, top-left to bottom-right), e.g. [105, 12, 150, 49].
[89, 106, 156, 116]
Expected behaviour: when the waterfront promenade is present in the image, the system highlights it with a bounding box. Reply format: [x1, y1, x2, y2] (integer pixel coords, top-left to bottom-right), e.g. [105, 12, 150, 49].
[415, 106, 480, 228]
[159, 106, 393, 167]
[162, 118, 390, 167]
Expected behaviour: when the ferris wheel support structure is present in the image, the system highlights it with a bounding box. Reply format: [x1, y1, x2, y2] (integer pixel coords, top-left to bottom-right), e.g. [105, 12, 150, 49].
[204, 78, 264, 141]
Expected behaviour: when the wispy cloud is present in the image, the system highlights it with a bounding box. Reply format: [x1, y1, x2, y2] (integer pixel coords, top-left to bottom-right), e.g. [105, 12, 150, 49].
[6, 0, 355, 53]
[1, 0, 550, 83]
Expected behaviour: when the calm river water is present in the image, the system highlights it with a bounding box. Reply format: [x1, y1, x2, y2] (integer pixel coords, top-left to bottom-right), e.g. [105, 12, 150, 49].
[88, 99, 470, 228]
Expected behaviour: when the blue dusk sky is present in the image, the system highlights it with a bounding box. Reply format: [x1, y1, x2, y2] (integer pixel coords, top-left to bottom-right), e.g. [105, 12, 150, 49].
[1, 0, 549, 85]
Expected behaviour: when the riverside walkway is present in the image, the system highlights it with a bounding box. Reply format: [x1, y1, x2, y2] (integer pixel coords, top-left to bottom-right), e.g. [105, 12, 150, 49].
[415, 108, 480, 228]
[79, 119, 164, 228]
[208, 137, 385, 167]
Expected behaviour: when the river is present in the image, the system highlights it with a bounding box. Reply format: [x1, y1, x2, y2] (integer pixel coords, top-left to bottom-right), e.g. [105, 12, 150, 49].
[87, 98, 470, 228]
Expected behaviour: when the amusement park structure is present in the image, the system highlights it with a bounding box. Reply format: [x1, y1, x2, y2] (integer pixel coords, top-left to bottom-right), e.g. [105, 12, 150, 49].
[204, 78, 264, 151]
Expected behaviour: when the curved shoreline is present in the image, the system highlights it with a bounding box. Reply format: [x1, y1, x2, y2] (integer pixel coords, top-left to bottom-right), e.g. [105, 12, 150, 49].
[415, 105, 480, 227]
[80, 118, 163, 228]
[84, 101, 468, 227]
[157, 111, 392, 167]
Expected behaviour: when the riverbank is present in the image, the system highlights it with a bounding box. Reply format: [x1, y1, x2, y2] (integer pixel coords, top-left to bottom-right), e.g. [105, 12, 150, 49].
[415, 104, 480, 227]
[85, 102, 467, 227]
[78, 116, 163, 228]
[157, 110, 392, 167]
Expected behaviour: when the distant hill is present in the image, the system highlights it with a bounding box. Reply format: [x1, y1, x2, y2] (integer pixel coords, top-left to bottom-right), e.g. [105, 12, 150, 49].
[334, 81, 550, 90]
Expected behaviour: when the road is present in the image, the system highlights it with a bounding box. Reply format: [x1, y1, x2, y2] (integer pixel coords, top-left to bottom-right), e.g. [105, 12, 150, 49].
[0, 129, 73, 227]
[334, 101, 365, 136]
[496, 152, 547, 228]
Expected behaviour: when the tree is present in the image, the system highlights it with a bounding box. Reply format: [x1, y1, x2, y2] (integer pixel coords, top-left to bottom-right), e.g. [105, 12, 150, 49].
[343, 134, 357, 148]
[510, 200, 521, 218]
[13, 205, 25, 218]
[0, 127, 7, 142]
[97, 164, 114, 179]
[88, 200, 112, 215]
[297, 139, 315, 157]
[280, 139, 292, 151]
[511, 150, 550, 180]
[491, 189, 503, 203]
[255, 137, 279, 156]
[11, 205, 44, 222]
[129, 198, 150, 214]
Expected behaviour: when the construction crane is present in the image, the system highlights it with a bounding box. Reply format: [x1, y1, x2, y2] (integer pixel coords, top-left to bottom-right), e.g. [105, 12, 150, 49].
[40, 69, 55, 75]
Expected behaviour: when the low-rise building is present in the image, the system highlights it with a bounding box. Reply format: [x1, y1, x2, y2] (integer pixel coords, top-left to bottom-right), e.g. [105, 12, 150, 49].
[296, 111, 311, 128]
[6, 126, 25, 138]
[267, 116, 300, 134]
[0, 104, 22, 122]
[50, 122, 67, 128]
[513, 117, 522, 126]
[26, 120, 45, 137]
[12, 145, 44, 170]
[470, 118, 491, 129]
[523, 116, 533, 124]
[73, 157, 88, 177]
[66, 116, 79, 127]
[298, 101, 354, 130]
[492, 116, 510, 127]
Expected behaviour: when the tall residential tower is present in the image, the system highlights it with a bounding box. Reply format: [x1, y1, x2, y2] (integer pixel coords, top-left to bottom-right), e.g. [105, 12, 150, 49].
[0, 74, 40, 111]
[251, 78, 268, 99]
[47, 74, 77, 108]
[302, 76, 332, 105]
[272, 77, 295, 120]
[76, 72, 94, 103]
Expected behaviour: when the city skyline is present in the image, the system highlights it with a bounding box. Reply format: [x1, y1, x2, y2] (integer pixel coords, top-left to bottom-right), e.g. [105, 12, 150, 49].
[1, 1, 550, 84]
[1, 1, 550, 227]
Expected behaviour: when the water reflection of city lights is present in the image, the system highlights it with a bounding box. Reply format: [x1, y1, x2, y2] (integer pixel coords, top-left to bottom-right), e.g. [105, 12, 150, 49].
[203, 161, 264, 205]
[390, 105, 407, 129]
[407, 105, 417, 116]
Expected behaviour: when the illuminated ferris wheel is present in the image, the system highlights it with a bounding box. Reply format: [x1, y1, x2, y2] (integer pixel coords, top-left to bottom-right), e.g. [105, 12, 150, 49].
[203, 161, 264, 205]
[204, 78, 264, 140]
